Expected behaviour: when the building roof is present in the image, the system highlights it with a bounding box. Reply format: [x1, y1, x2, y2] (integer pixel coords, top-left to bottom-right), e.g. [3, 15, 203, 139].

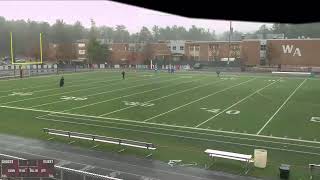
[185, 41, 241, 44]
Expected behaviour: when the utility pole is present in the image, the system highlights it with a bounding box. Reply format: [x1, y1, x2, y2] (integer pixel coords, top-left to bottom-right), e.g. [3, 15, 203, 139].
[227, 21, 233, 66]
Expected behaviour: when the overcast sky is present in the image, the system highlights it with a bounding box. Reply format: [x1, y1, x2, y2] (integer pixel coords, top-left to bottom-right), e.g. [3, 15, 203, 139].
[0, 1, 272, 34]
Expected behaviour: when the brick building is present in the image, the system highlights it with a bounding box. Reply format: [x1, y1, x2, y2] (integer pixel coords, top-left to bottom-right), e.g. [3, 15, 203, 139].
[185, 41, 241, 61]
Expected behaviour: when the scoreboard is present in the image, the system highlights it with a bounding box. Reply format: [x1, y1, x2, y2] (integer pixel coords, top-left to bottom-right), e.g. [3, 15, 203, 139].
[1, 159, 54, 178]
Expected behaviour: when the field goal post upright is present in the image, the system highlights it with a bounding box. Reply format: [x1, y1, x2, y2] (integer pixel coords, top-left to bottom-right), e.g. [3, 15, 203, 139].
[10, 32, 43, 65]
[10, 32, 43, 78]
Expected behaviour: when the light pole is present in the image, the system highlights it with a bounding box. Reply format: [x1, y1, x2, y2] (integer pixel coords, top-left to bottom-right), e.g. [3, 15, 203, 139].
[227, 21, 232, 66]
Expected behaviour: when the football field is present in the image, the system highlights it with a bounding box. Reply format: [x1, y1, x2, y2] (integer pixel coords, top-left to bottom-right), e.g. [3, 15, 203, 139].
[1, 70, 320, 179]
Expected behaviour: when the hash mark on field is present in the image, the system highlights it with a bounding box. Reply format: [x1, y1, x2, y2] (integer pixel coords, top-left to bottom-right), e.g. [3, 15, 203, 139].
[195, 80, 278, 128]
[256, 79, 307, 135]
[143, 78, 255, 122]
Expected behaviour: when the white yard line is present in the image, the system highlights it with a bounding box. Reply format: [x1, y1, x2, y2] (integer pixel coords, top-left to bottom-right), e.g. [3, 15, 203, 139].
[45, 113, 320, 150]
[143, 78, 256, 122]
[98, 78, 224, 117]
[59, 77, 185, 112]
[1, 104, 320, 145]
[256, 78, 307, 135]
[36, 116, 320, 157]
[1, 76, 160, 105]
[195, 80, 279, 128]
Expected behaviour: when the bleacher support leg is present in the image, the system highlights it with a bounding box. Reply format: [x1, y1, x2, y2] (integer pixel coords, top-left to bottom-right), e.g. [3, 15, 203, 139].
[145, 153, 153, 158]
[118, 148, 125, 153]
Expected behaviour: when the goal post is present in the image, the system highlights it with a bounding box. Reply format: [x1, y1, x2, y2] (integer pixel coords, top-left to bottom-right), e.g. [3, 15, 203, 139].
[10, 32, 43, 65]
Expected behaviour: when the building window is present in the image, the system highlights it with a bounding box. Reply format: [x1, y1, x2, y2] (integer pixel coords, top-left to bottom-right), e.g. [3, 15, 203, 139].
[189, 45, 199, 51]
[173, 46, 176, 50]
[78, 43, 85, 48]
[168, 46, 171, 50]
[180, 46, 184, 50]
[261, 45, 266, 51]
[78, 50, 86, 55]
[193, 56, 200, 61]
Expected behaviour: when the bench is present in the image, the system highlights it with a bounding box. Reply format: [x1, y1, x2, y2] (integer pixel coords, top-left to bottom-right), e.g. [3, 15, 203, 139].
[205, 149, 253, 174]
[272, 71, 311, 76]
[309, 164, 320, 179]
[43, 128, 156, 157]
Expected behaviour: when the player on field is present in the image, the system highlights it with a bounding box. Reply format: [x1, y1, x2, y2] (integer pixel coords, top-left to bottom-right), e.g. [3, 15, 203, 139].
[122, 70, 125, 80]
[216, 70, 221, 77]
[59, 76, 64, 87]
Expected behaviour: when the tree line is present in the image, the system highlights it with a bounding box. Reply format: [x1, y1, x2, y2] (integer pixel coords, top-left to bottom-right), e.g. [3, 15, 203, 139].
[1, 15, 320, 63]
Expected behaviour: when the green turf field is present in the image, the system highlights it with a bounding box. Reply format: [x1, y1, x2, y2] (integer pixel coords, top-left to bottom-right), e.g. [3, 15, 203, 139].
[1, 70, 320, 179]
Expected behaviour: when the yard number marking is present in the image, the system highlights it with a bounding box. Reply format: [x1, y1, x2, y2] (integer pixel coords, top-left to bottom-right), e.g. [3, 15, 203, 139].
[168, 160, 182, 167]
[201, 108, 240, 115]
[226, 110, 240, 115]
[8, 92, 33, 96]
[310, 117, 320, 123]
[123, 101, 154, 107]
[60, 96, 87, 101]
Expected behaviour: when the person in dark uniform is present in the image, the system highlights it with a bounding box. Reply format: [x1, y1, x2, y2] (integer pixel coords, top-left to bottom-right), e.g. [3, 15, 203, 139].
[59, 76, 64, 87]
[121, 71, 125, 80]
[216, 70, 221, 77]
[19, 65, 23, 78]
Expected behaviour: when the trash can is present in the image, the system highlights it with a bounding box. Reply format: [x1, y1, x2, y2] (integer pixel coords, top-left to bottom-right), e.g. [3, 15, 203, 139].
[279, 164, 290, 179]
[254, 149, 267, 168]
